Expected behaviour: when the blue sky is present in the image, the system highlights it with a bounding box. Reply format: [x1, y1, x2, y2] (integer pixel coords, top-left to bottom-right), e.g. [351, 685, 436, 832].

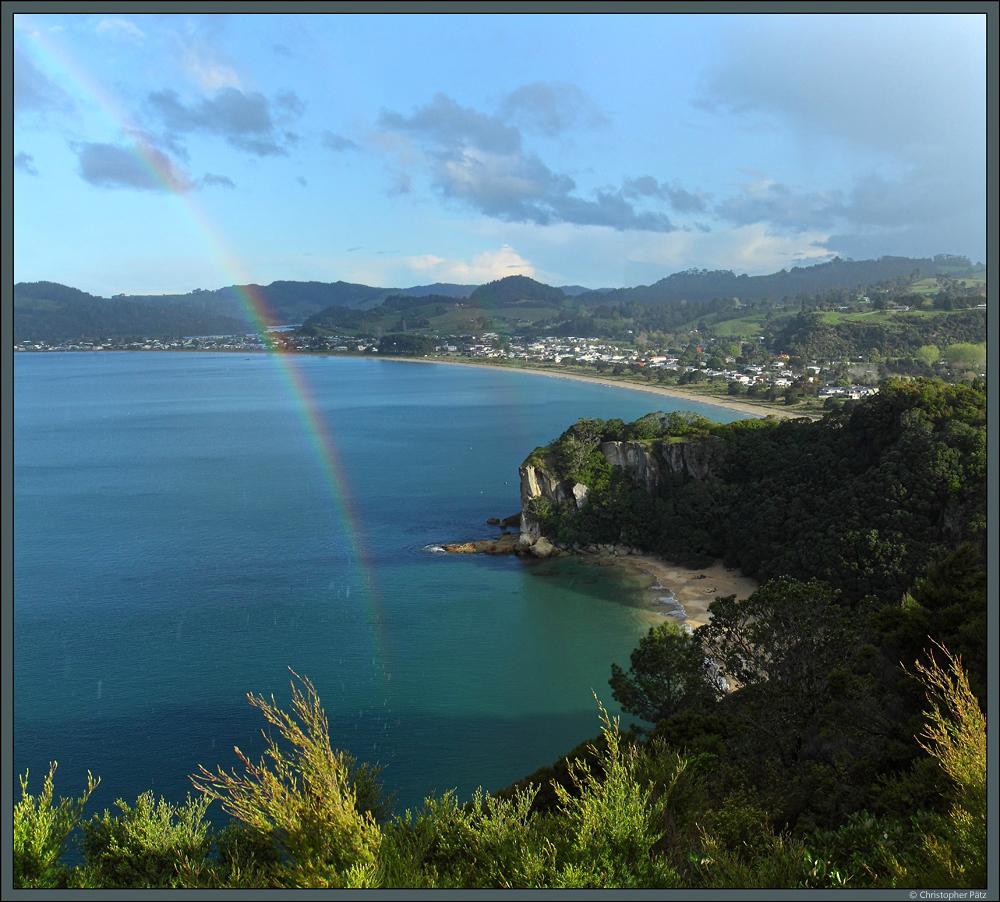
[12, 10, 987, 296]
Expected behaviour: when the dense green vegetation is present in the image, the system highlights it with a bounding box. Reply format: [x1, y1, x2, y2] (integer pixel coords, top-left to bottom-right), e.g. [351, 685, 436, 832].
[765, 308, 987, 361]
[295, 274, 985, 393]
[14, 649, 985, 888]
[138, 279, 400, 324]
[302, 297, 456, 335]
[13, 378, 987, 888]
[535, 379, 985, 603]
[516, 379, 986, 866]
[301, 277, 581, 338]
[469, 275, 568, 307]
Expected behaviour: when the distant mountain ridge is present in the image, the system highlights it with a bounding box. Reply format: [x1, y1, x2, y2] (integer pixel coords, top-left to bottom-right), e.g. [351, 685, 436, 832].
[575, 255, 979, 305]
[14, 255, 980, 342]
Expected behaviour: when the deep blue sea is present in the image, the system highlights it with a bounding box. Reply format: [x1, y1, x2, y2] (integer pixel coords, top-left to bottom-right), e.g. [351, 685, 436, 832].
[13, 352, 749, 820]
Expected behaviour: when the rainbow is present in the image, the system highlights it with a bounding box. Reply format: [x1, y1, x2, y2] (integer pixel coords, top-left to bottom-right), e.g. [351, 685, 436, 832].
[15, 20, 393, 684]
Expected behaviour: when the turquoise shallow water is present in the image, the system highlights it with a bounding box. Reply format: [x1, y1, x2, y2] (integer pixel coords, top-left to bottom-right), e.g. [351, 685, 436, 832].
[13, 352, 748, 815]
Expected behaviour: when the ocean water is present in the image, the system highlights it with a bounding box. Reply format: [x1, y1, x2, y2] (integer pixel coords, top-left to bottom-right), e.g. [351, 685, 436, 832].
[13, 352, 748, 818]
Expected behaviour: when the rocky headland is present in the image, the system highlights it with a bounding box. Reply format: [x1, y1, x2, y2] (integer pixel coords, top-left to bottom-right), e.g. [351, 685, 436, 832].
[517, 434, 726, 542]
[437, 432, 757, 627]
[441, 433, 727, 559]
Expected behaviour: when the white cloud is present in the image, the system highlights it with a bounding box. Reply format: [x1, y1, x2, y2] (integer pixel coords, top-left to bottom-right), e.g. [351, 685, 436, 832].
[95, 18, 145, 43]
[469, 219, 837, 289]
[75, 140, 193, 193]
[401, 246, 536, 283]
[172, 19, 244, 92]
[15, 151, 39, 175]
[182, 48, 243, 92]
[147, 87, 301, 156]
[200, 172, 236, 189]
[701, 15, 984, 161]
[630, 224, 838, 277]
[696, 14, 985, 261]
[322, 131, 359, 152]
[714, 177, 844, 231]
[499, 82, 610, 136]
[13, 44, 74, 117]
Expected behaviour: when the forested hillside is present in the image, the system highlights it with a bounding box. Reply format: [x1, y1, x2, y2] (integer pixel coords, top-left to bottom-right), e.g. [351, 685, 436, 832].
[469, 275, 568, 307]
[531, 379, 985, 607]
[766, 308, 987, 360]
[132, 280, 399, 324]
[13, 282, 248, 343]
[16, 254, 982, 344]
[504, 378, 986, 879]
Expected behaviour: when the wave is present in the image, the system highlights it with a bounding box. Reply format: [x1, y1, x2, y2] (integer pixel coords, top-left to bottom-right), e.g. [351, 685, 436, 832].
[653, 596, 687, 620]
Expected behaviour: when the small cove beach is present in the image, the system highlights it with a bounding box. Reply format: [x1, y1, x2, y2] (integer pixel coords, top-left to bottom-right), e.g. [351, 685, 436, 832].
[410, 353, 765, 628]
[625, 556, 757, 631]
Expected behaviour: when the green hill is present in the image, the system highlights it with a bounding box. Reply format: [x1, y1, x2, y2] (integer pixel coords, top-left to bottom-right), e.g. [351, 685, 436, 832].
[469, 275, 568, 308]
[14, 282, 249, 343]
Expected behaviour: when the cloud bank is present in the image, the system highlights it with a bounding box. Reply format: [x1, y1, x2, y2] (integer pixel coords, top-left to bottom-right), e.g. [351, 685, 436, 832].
[403, 245, 536, 283]
[75, 141, 192, 192]
[696, 14, 985, 260]
[147, 86, 303, 156]
[15, 152, 39, 176]
[377, 91, 679, 233]
[14, 45, 75, 117]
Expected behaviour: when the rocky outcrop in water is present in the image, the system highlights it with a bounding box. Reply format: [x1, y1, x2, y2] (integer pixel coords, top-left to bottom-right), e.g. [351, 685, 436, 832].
[441, 534, 521, 555]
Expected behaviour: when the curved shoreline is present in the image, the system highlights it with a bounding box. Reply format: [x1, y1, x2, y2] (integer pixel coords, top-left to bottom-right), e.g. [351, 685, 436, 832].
[622, 555, 757, 632]
[376, 355, 814, 421]
[26, 348, 814, 421]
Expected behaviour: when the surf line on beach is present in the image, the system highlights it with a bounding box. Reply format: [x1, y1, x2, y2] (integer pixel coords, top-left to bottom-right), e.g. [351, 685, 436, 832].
[619, 554, 758, 632]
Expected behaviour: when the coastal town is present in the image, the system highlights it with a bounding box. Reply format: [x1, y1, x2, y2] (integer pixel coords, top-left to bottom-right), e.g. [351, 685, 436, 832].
[14, 329, 882, 409]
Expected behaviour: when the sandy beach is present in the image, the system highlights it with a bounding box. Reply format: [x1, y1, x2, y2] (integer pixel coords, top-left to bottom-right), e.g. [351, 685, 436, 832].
[379, 355, 814, 421]
[618, 554, 757, 632]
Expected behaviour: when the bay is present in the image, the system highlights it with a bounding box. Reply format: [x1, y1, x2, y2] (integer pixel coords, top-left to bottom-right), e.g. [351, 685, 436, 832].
[13, 351, 749, 816]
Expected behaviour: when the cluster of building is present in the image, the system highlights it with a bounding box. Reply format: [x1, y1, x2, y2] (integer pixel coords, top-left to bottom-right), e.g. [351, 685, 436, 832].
[15, 334, 273, 353]
[439, 334, 877, 397]
[15, 330, 877, 400]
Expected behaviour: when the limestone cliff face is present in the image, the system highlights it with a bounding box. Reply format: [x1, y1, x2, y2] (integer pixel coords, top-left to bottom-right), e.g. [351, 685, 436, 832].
[519, 436, 727, 540]
[599, 441, 661, 493]
[518, 454, 589, 538]
[656, 435, 728, 481]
